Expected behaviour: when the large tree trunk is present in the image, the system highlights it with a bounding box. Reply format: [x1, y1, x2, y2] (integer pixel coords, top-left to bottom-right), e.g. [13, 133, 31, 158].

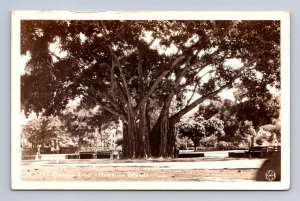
[149, 122, 160, 157]
[123, 48, 152, 159]
[122, 107, 152, 159]
[159, 112, 169, 157]
[148, 83, 234, 157]
[149, 114, 177, 158]
[138, 102, 151, 158]
[122, 123, 128, 156]
[124, 113, 136, 158]
[124, 59, 235, 159]
[167, 120, 176, 156]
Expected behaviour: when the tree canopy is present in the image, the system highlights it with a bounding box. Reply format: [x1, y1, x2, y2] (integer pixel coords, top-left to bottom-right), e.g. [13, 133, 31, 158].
[197, 94, 280, 144]
[21, 20, 281, 158]
[178, 115, 225, 151]
[22, 116, 65, 147]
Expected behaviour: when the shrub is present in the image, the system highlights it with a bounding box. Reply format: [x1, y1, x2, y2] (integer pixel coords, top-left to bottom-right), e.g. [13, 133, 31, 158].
[217, 141, 228, 150]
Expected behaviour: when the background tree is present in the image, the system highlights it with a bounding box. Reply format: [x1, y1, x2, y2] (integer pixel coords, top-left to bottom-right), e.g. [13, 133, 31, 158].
[197, 93, 280, 146]
[234, 92, 280, 129]
[178, 115, 224, 151]
[60, 103, 117, 151]
[178, 116, 206, 152]
[203, 114, 225, 140]
[238, 120, 257, 147]
[22, 116, 66, 149]
[21, 20, 280, 158]
[255, 122, 281, 146]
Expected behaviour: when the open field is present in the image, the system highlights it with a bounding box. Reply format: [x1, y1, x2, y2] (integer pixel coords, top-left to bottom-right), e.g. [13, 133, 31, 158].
[21, 151, 266, 182]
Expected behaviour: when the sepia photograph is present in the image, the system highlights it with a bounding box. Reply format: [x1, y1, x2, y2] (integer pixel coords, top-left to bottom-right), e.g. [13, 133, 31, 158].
[11, 11, 290, 190]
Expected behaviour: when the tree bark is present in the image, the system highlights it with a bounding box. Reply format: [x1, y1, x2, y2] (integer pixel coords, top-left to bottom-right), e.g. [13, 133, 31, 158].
[149, 115, 177, 158]
[125, 113, 136, 158]
[166, 120, 176, 156]
[159, 111, 169, 157]
[122, 123, 128, 156]
[138, 102, 151, 158]
[122, 108, 152, 159]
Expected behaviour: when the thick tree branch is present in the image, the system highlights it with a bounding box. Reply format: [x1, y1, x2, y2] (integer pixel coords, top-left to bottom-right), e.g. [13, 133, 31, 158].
[109, 48, 135, 116]
[170, 59, 257, 122]
[108, 48, 131, 97]
[99, 21, 109, 41]
[101, 62, 128, 104]
[110, 60, 116, 99]
[186, 83, 199, 106]
[137, 47, 145, 97]
[84, 91, 126, 121]
[49, 50, 128, 116]
[155, 54, 214, 122]
[136, 55, 186, 110]
[116, 82, 129, 104]
[97, 21, 134, 116]
[171, 82, 231, 122]
[74, 77, 123, 112]
[186, 69, 214, 105]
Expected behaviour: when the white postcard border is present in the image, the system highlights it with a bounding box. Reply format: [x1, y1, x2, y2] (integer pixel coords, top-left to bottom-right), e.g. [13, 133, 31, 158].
[11, 11, 290, 190]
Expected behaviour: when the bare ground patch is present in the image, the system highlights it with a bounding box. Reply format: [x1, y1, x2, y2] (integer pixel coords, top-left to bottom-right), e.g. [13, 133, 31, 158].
[21, 158, 263, 182]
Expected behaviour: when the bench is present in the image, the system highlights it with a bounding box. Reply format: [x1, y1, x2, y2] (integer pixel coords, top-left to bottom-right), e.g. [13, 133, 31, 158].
[228, 152, 246, 158]
[78, 151, 123, 159]
[65, 154, 79, 159]
[96, 151, 111, 159]
[79, 152, 97, 159]
[228, 146, 281, 158]
[178, 152, 204, 158]
[245, 146, 268, 158]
